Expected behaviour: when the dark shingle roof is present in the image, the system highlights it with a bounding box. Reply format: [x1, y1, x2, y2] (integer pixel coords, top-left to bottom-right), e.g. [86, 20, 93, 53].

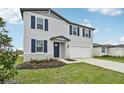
[93, 43, 114, 47]
[93, 43, 124, 48]
[116, 44, 124, 48]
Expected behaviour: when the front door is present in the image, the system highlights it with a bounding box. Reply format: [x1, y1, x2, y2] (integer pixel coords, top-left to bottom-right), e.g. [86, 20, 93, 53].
[54, 42, 59, 57]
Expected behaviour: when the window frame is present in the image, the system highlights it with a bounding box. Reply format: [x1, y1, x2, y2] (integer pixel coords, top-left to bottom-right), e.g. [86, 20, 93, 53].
[36, 17, 44, 30]
[102, 47, 106, 53]
[72, 26, 77, 36]
[85, 33, 89, 37]
[35, 40, 44, 52]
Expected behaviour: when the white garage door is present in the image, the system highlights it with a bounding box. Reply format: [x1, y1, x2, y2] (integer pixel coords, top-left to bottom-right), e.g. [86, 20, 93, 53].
[69, 46, 91, 58]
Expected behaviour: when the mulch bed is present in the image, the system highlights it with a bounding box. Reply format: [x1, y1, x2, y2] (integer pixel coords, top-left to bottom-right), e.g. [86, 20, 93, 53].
[16, 59, 67, 69]
[65, 58, 76, 61]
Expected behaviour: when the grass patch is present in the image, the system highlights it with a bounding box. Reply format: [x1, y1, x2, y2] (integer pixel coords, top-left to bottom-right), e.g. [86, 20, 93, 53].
[94, 56, 124, 63]
[15, 56, 124, 84]
[15, 55, 23, 66]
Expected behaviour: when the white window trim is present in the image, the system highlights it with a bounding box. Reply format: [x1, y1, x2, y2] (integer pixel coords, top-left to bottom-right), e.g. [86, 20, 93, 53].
[35, 40, 44, 53]
[36, 17, 44, 30]
[85, 33, 89, 37]
[102, 47, 106, 53]
[72, 25, 77, 36]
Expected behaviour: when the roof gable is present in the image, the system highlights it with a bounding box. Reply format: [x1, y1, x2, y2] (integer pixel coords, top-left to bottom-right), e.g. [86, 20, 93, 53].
[50, 36, 70, 41]
[31, 11, 64, 21]
[20, 8, 95, 30]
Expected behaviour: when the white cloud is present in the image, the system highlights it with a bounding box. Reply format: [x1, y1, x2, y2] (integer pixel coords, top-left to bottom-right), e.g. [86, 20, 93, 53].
[0, 8, 22, 24]
[88, 8, 123, 16]
[84, 19, 90, 23]
[119, 36, 124, 43]
[98, 36, 124, 45]
[18, 47, 23, 51]
[93, 28, 111, 34]
[81, 18, 93, 27]
[94, 29, 99, 33]
[102, 40, 117, 45]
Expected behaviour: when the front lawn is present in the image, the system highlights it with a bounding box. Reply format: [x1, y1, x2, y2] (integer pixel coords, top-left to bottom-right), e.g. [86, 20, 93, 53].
[94, 56, 124, 63]
[15, 56, 124, 84]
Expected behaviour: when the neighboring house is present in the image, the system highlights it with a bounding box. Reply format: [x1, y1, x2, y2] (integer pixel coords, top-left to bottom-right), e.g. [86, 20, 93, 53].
[93, 43, 109, 56]
[93, 43, 124, 57]
[20, 8, 95, 62]
[108, 44, 124, 57]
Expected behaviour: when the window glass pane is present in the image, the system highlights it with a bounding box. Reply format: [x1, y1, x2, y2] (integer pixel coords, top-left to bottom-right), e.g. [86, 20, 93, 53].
[37, 24, 43, 29]
[37, 18, 43, 24]
[73, 26, 77, 35]
[36, 40, 43, 52]
[37, 40, 43, 47]
[37, 18, 43, 30]
[37, 47, 43, 52]
[73, 27, 77, 31]
[73, 31, 76, 35]
[102, 47, 106, 53]
[85, 33, 89, 37]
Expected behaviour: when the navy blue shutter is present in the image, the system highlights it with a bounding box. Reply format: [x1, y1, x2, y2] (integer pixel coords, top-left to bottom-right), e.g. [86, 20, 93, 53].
[45, 19, 48, 31]
[69, 25, 72, 35]
[31, 16, 35, 29]
[77, 27, 80, 36]
[31, 39, 35, 53]
[89, 30, 91, 38]
[83, 28, 85, 37]
[44, 40, 47, 53]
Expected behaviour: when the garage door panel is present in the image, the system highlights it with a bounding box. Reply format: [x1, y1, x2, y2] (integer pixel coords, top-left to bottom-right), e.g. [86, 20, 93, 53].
[69, 46, 91, 58]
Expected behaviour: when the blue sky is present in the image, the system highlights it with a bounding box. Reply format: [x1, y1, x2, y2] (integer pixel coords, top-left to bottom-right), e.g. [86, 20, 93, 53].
[0, 8, 124, 50]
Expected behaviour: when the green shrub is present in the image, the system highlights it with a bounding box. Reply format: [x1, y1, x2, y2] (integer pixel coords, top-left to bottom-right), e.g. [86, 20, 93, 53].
[101, 55, 112, 57]
[0, 17, 18, 83]
[0, 51, 18, 83]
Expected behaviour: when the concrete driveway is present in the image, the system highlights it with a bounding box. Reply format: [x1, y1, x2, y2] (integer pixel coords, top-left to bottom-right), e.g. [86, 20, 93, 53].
[78, 58, 124, 73]
[60, 58, 124, 73]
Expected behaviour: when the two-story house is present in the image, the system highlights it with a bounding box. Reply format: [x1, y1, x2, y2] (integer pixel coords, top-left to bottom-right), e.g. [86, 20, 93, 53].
[20, 8, 95, 62]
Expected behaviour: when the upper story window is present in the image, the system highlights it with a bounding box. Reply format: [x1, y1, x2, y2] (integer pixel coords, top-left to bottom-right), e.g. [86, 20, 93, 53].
[73, 26, 77, 35]
[82, 28, 91, 38]
[37, 18, 43, 30]
[31, 15, 48, 31]
[36, 40, 44, 52]
[85, 33, 89, 37]
[69, 25, 80, 36]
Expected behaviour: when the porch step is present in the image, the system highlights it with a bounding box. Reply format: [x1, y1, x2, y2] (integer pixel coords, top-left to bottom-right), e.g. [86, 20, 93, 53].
[57, 58, 75, 64]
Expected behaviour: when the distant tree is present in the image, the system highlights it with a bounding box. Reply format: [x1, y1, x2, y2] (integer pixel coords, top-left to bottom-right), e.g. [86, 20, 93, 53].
[16, 50, 23, 55]
[0, 17, 18, 84]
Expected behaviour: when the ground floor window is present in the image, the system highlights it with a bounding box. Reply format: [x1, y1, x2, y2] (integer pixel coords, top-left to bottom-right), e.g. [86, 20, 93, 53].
[102, 47, 106, 53]
[36, 40, 44, 52]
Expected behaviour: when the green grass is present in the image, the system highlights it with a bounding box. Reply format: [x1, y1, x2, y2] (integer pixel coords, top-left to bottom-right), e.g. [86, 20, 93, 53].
[15, 56, 124, 84]
[15, 55, 23, 66]
[94, 56, 124, 63]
